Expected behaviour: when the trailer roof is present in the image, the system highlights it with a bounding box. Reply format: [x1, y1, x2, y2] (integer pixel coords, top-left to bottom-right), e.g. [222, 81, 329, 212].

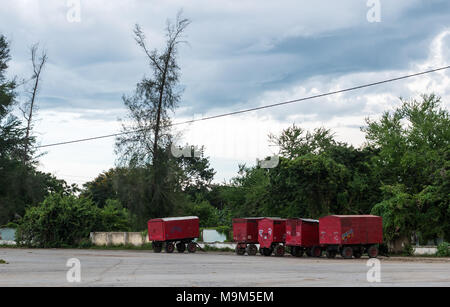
[151, 216, 199, 222]
[300, 218, 319, 223]
[326, 215, 379, 218]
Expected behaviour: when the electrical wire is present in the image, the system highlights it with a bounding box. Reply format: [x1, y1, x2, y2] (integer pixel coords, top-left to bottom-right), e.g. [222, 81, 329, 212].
[36, 65, 450, 149]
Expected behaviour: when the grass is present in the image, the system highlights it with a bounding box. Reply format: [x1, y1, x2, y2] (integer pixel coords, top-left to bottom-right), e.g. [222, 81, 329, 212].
[0, 259, 8, 264]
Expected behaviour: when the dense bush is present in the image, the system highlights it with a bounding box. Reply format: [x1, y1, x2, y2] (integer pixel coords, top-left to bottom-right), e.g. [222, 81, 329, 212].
[16, 193, 131, 247]
[436, 242, 450, 257]
[185, 200, 220, 227]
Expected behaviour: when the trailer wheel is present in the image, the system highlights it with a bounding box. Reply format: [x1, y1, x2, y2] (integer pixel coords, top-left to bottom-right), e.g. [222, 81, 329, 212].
[367, 245, 379, 258]
[262, 248, 272, 256]
[152, 242, 162, 253]
[176, 243, 186, 253]
[274, 245, 285, 257]
[311, 246, 322, 258]
[326, 250, 336, 259]
[165, 242, 175, 253]
[235, 246, 246, 255]
[353, 250, 362, 259]
[186, 242, 197, 253]
[305, 248, 312, 257]
[246, 244, 258, 256]
[290, 246, 298, 257]
[341, 246, 353, 259]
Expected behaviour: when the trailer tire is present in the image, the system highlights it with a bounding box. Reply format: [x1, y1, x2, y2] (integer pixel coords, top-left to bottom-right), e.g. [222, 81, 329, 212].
[353, 250, 362, 258]
[262, 248, 272, 256]
[187, 242, 197, 253]
[176, 243, 186, 253]
[246, 244, 258, 256]
[311, 246, 322, 258]
[165, 242, 175, 253]
[341, 246, 353, 259]
[235, 246, 246, 255]
[326, 250, 336, 259]
[305, 248, 312, 257]
[367, 245, 379, 258]
[290, 246, 297, 256]
[152, 242, 162, 253]
[274, 245, 285, 257]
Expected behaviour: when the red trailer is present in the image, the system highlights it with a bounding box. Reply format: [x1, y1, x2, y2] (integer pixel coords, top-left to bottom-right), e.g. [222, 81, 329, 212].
[285, 218, 321, 257]
[319, 215, 383, 259]
[258, 218, 287, 257]
[233, 217, 264, 256]
[148, 216, 199, 253]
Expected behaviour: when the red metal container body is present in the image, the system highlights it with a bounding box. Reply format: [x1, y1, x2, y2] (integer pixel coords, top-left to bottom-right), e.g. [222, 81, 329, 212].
[148, 216, 199, 242]
[258, 218, 286, 248]
[285, 218, 319, 247]
[233, 218, 263, 244]
[319, 215, 383, 246]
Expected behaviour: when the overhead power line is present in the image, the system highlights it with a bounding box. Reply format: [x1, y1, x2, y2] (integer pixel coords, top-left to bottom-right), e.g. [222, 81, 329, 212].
[36, 65, 450, 149]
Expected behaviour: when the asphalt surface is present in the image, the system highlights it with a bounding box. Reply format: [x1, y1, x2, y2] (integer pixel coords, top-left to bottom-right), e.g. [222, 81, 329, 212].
[0, 248, 449, 287]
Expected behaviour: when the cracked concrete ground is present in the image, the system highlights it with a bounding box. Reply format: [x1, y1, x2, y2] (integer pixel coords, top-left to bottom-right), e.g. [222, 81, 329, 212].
[0, 248, 449, 287]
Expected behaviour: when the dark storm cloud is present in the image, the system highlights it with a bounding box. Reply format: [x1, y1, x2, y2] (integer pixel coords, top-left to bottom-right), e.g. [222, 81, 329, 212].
[1, 0, 449, 122]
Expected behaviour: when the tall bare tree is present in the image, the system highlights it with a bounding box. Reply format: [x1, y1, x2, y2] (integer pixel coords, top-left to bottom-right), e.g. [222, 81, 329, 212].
[116, 12, 190, 166]
[20, 43, 47, 163]
[115, 12, 190, 225]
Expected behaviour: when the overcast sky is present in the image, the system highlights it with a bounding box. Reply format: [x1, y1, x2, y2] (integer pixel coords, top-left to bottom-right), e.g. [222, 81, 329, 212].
[1, 0, 450, 185]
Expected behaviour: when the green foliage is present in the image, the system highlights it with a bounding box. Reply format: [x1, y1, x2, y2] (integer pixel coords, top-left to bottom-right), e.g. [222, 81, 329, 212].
[97, 199, 131, 232]
[185, 200, 220, 227]
[371, 184, 418, 242]
[16, 193, 131, 247]
[1, 221, 18, 228]
[0, 34, 74, 226]
[436, 242, 450, 257]
[402, 243, 414, 256]
[367, 95, 450, 242]
[216, 225, 232, 241]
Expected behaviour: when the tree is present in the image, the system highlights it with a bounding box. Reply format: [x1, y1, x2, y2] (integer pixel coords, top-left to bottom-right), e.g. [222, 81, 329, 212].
[0, 35, 68, 225]
[116, 12, 190, 166]
[367, 95, 450, 243]
[20, 43, 47, 163]
[269, 124, 336, 159]
[114, 12, 191, 227]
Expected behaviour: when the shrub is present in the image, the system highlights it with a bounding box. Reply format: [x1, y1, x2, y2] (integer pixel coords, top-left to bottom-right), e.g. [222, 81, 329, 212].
[436, 242, 450, 257]
[402, 243, 414, 256]
[185, 201, 220, 227]
[1, 222, 19, 229]
[16, 193, 131, 248]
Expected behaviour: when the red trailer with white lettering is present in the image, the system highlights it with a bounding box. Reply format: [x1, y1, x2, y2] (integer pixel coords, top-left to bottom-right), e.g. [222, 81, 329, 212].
[233, 217, 264, 256]
[258, 218, 287, 256]
[319, 215, 383, 259]
[285, 218, 322, 257]
[148, 216, 199, 253]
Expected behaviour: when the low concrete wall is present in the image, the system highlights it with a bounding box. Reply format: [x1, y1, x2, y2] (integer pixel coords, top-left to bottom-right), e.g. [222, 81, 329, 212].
[414, 246, 438, 255]
[90, 232, 149, 246]
[202, 229, 227, 243]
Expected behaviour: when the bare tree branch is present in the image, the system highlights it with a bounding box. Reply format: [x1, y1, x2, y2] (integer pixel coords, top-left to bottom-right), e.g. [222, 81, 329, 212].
[22, 43, 47, 163]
